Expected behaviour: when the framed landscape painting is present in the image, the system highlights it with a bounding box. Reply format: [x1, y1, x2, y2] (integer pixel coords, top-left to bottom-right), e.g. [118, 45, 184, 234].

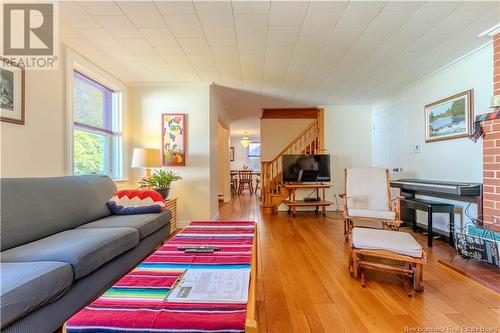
[424, 90, 473, 143]
[0, 58, 25, 125]
[161, 113, 186, 166]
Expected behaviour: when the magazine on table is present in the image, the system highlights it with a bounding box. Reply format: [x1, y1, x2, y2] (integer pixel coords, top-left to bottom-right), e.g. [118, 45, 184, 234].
[165, 269, 251, 304]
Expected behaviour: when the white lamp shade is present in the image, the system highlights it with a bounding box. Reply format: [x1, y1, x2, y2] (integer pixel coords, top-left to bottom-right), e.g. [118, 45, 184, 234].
[131, 148, 161, 168]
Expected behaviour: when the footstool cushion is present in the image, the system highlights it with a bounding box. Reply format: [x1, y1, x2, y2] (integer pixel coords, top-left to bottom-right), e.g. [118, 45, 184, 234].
[352, 228, 423, 258]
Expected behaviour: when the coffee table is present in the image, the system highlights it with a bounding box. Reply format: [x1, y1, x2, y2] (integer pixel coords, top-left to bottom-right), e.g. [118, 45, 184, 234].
[64, 221, 258, 333]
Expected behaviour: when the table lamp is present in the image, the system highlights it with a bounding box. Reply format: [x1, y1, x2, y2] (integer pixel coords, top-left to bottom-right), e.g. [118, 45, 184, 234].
[131, 148, 161, 178]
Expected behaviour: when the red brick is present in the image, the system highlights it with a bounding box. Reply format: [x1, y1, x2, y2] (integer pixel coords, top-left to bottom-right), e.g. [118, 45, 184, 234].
[483, 140, 495, 148]
[484, 132, 500, 140]
[484, 199, 495, 208]
[483, 171, 495, 178]
[484, 155, 494, 163]
[483, 163, 500, 171]
[483, 193, 500, 201]
[484, 208, 500, 218]
[482, 124, 493, 132]
[484, 185, 495, 193]
[484, 178, 500, 186]
[495, 155, 500, 162]
[482, 147, 500, 156]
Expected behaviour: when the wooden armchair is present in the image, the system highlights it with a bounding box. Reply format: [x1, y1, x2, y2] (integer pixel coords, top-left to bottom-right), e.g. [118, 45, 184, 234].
[340, 167, 402, 239]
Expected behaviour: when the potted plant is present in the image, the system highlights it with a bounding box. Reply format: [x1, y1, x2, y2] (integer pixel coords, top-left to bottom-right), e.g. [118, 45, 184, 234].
[139, 170, 182, 199]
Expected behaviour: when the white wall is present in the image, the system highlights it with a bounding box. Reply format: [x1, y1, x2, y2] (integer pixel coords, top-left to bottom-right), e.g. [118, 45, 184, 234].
[209, 85, 232, 213]
[230, 138, 250, 170]
[260, 118, 315, 161]
[373, 44, 493, 229]
[128, 84, 212, 226]
[323, 105, 373, 208]
[1, 48, 67, 177]
[0, 45, 130, 184]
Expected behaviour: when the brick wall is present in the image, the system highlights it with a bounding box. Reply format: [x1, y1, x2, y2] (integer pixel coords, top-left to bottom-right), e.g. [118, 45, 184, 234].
[481, 33, 500, 230]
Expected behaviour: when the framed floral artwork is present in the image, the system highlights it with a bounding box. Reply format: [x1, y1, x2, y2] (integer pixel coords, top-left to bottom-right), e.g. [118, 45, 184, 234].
[161, 113, 186, 166]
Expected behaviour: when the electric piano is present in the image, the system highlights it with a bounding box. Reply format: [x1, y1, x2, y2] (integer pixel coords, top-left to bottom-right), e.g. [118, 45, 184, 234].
[390, 179, 483, 246]
[390, 179, 482, 203]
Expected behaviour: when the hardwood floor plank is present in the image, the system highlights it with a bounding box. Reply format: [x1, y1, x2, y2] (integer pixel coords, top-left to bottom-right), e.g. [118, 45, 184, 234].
[217, 197, 500, 333]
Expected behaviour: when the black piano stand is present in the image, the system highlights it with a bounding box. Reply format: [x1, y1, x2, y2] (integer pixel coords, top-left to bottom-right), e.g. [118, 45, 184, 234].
[402, 198, 455, 247]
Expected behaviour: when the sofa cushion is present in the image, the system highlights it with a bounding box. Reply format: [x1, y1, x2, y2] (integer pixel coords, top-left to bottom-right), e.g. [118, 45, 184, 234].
[1, 228, 139, 279]
[349, 208, 396, 220]
[78, 210, 171, 239]
[1, 175, 116, 251]
[0, 262, 73, 328]
[352, 228, 423, 258]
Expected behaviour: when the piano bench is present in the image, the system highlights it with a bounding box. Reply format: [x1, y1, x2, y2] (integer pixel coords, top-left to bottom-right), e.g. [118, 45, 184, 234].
[400, 198, 455, 247]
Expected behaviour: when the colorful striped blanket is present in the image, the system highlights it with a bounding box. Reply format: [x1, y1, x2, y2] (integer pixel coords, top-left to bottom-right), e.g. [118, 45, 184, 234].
[65, 221, 256, 333]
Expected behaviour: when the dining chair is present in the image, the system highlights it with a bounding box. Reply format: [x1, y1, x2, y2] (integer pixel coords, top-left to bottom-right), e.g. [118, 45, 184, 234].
[238, 170, 254, 195]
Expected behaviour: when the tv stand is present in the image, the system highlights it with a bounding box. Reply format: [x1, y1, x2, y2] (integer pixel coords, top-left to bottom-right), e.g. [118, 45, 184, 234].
[282, 183, 331, 217]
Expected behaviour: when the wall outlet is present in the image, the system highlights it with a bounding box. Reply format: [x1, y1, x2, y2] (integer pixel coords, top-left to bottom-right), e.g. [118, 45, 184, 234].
[411, 144, 422, 153]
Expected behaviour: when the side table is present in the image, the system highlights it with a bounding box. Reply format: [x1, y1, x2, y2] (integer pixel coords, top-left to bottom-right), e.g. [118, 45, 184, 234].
[164, 198, 177, 235]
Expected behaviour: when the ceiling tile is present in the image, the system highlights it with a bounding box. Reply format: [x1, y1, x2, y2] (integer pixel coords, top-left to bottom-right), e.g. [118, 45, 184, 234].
[205, 27, 237, 46]
[194, 1, 234, 27]
[269, 1, 308, 26]
[178, 38, 211, 54]
[164, 15, 204, 37]
[267, 26, 300, 46]
[78, 1, 123, 16]
[307, 1, 348, 13]
[410, 2, 463, 24]
[78, 28, 121, 47]
[94, 16, 142, 38]
[211, 46, 240, 61]
[235, 14, 269, 37]
[300, 12, 341, 36]
[232, 1, 270, 14]
[382, 1, 425, 12]
[188, 54, 216, 70]
[337, 2, 386, 25]
[238, 37, 266, 54]
[156, 46, 188, 61]
[139, 27, 178, 46]
[119, 38, 157, 55]
[154, 1, 196, 15]
[60, 2, 101, 28]
[118, 1, 166, 27]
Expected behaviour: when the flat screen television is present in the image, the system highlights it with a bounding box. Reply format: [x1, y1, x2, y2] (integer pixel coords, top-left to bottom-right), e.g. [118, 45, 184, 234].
[282, 154, 331, 183]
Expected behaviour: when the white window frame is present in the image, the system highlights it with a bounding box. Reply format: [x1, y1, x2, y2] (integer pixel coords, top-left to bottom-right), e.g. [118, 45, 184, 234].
[66, 49, 127, 180]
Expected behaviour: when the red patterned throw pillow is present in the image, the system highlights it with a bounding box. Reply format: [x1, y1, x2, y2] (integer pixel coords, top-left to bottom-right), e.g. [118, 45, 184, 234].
[107, 190, 165, 215]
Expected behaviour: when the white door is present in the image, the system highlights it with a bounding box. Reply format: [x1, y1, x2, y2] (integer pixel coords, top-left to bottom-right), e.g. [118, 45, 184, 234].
[372, 102, 406, 177]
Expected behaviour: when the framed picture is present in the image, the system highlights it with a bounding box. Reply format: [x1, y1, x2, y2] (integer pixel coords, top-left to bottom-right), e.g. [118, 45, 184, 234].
[424, 90, 473, 143]
[1, 58, 25, 125]
[230, 147, 235, 161]
[161, 113, 187, 166]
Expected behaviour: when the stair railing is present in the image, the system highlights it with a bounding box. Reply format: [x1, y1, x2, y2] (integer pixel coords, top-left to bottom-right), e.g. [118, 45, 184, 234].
[261, 121, 319, 206]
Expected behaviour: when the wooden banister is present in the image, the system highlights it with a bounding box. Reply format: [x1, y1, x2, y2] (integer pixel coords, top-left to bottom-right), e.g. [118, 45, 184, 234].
[260, 120, 320, 209]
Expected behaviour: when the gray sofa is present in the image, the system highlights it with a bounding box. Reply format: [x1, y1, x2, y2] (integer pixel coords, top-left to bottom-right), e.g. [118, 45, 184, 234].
[0, 175, 171, 333]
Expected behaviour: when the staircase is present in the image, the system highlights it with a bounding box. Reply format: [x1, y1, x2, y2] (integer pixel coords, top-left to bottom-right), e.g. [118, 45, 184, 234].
[260, 120, 322, 213]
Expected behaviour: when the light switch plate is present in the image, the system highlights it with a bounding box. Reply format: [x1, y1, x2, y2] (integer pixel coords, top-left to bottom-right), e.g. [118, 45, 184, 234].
[411, 144, 421, 153]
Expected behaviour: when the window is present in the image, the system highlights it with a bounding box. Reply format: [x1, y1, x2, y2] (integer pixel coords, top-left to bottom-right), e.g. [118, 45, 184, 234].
[72, 70, 123, 179]
[247, 142, 260, 171]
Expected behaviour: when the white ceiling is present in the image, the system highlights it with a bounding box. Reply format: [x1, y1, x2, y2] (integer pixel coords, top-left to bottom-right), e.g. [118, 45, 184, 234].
[60, 1, 499, 119]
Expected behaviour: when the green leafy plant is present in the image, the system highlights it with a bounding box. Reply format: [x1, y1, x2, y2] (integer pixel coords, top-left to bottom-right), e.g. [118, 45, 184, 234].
[139, 170, 182, 190]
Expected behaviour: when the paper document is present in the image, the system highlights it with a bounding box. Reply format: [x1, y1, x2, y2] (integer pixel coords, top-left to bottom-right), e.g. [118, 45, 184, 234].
[165, 269, 251, 303]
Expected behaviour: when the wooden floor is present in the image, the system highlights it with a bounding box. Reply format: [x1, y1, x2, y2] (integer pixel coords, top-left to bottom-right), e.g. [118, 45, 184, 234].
[218, 196, 500, 333]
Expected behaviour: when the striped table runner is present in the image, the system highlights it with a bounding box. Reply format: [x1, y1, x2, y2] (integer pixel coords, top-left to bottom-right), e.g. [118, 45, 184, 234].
[66, 221, 256, 333]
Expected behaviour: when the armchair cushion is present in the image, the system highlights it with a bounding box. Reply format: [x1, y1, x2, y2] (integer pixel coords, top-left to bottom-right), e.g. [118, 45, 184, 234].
[346, 168, 390, 211]
[352, 228, 423, 258]
[348, 208, 396, 220]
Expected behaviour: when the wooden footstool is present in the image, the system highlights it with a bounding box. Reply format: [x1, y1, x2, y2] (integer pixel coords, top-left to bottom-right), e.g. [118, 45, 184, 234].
[349, 227, 427, 296]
